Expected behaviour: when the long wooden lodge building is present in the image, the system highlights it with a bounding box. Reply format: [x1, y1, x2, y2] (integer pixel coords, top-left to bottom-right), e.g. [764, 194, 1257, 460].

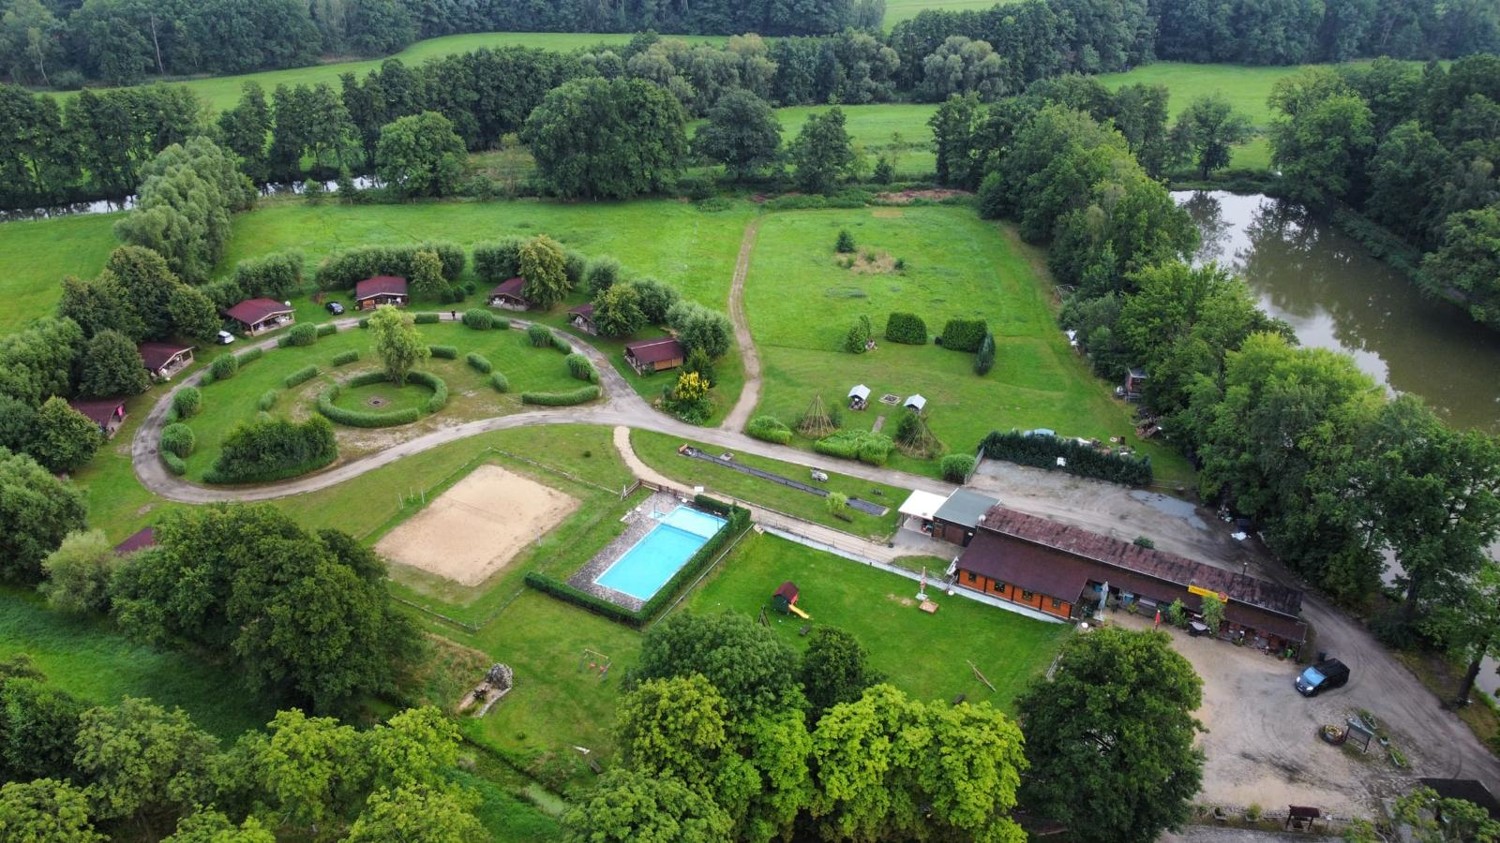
[954, 505, 1308, 655]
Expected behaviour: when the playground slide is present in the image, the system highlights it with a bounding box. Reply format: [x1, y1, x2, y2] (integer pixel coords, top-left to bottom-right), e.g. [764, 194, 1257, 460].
[787, 604, 810, 619]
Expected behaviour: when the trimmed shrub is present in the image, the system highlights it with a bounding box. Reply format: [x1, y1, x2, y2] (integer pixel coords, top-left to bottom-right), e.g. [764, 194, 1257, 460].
[257, 390, 278, 410]
[209, 353, 238, 381]
[172, 386, 202, 418]
[428, 345, 458, 360]
[358, 317, 370, 329]
[414, 312, 441, 325]
[316, 383, 422, 428]
[747, 416, 793, 444]
[491, 372, 510, 392]
[526, 324, 552, 347]
[835, 229, 856, 253]
[467, 352, 493, 374]
[974, 331, 996, 375]
[885, 312, 928, 344]
[979, 430, 1152, 486]
[939, 318, 988, 352]
[161, 451, 187, 476]
[237, 347, 264, 365]
[492, 315, 511, 330]
[521, 386, 601, 406]
[409, 371, 448, 413]
[472, 237, 526, 283]
[814, 430, 895, 466]
[199, 370, 215, 386]
[331, 349, 360, 367]
[551, 332, 572, 354]
[204, 416, 337, 484]
[585, 256, 623, 295]
[316, 323, 337, 337]
[287, 323, 318, 347]
[160, 423, 195, 458]
[565, 353, 597, 383]
[283, 365, 319, 388]
[563, 249, 588, 287]
[461, 308, 495, 330]
[844, 314, 873, 353]
[940, 453, 976, 483]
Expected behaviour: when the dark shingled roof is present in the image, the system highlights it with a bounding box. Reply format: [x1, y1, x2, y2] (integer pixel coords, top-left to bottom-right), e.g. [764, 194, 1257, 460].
[934, 489, 999, 529]
[114, 527, 156, 556]
[959, 530, 1096, 602]
[137, 342, 193, 371]
[625, 337, 685, 364]
[569, 303, 595, 317]
[66, 398, 125, 427]
[490, 277, 527, 300]
[225, 298, 292, 325]
[355, 275, 407, 300]
[978, 506, 1304, 618]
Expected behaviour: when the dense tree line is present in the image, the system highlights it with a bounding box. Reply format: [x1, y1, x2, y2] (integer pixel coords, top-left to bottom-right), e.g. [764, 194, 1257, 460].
[1264, 57, 1500, 331]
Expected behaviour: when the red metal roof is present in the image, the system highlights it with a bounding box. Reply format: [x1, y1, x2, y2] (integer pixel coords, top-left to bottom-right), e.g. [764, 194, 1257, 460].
[137, 342, 193, 371]
[225, 298, 292, 325]
[66, 398, 125, 426]
[490, 277, 527, 300]
[355, 275, 407, 300]
[113, 527, 156, 555]
[624, 337, 685, 364]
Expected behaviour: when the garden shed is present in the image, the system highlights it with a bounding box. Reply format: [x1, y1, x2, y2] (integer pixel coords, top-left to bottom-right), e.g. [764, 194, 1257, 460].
[225, 298, 294, 335]
[848, 384, 871, 410]
[568, 303, 597, 335]
[624, 337, 685, 375]
[67, 397, 127, 439]
[488, 277, 530, 310]
[355, 275, 408, 310]
[137, 342, 194, 381]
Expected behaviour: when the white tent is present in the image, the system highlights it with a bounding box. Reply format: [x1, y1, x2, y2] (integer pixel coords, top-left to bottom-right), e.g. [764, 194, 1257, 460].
[904, 394, 927, 412]
[897, 490, 948, 533]
[848, 384, 871, 400]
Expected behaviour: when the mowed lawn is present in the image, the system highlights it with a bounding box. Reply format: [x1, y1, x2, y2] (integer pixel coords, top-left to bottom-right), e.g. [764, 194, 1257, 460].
[0, 213, 121, 334]
[683, 533, 1068, 710]
[744, 206, 1192, 479]
[883, 0, 1023, 29]
[776, 103, 940, 179]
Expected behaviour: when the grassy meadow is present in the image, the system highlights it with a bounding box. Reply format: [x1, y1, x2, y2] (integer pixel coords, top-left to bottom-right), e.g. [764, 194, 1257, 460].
[776, 103, 940, 178]
[883, 0, 1021, 29]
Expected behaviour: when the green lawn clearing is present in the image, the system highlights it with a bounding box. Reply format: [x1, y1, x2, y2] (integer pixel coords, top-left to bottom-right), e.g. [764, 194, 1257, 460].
[681, 532, 1069, 710]
[1095, 62, 1304, 126]
[630, 429, 906, 539]
[743, 205, 1192, 482]
[0, 587, 276, 740]
[882, 0, 1023, 29]
[0, 212, 122, 335]
[776, 103, 940, 179]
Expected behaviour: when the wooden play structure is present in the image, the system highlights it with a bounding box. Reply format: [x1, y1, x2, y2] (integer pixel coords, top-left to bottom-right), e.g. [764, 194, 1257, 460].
[772, 581, 810, 619]
[579, 648, 612, 682]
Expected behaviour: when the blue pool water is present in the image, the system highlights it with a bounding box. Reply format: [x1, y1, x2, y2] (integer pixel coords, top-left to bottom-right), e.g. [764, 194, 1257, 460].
[595, 506, 727, 601]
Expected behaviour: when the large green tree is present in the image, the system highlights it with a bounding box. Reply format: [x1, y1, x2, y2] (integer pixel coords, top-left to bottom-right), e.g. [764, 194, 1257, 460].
[518, 234, 570, 310]
[57, 273, 145, 342]
[39, 529, 117, 615]
[114, 137, 256, 283]
[375, 111, 467, 198]
[1015, 627, 1203, 843]
[73, 697, 219, 835]
[789, 107, 856, 194]
[367, 305, 429, 387]
[522, 77, 688, 199]
[592, 282, 647, 337]
[798, 626, 883, 719]
[31, 397, 105, 475]
[693, 89, 783, 180]
[561, 769, 732, 843]
[628, 612, 804, 721]
[0, 447, 88, 583]
[79, 329, 150, 398]
[0, 668, 87, 783]
[665, 301, 733, 360]
[1270, 91, 1376, 209]
[1421, 207, 1500, 331]
[0, 778, 102, 843]
[1169, 93, 1253, 179]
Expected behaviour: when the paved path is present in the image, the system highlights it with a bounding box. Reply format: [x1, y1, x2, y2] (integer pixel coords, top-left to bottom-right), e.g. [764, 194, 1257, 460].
[721, 219, 763, 433]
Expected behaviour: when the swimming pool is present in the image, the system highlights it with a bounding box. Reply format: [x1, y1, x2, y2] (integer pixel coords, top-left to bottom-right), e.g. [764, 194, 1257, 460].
[595, 506, 727, 601]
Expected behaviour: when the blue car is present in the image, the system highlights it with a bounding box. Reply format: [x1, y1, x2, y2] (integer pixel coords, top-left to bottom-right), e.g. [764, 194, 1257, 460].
[1295, 658, 1349, 697]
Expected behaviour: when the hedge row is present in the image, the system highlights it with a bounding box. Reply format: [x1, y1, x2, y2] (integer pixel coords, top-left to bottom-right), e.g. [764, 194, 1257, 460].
[202, 250, 304, 309]
[284, 366, 319, 388]
[257, 390, 278, 410]
[237, 347, 264, 365]
[331, 349, 360, 366]
[316, 383, 422, 428]
[204, 416, 337, 484]
[746, 415, 793, 444]
[429, 345, 458, 359]
[316, 323, 338, 337]
[520, 386, 600, 406]
[979, 430, 1152, 486]
[466, 353, 492, 374]
[565, 353, 597, 383]
[885, 312, 928, 344]
[461, 308, 496, 330]
[344, 370, 390, 388]
[527, 497, 750, 627]
[414, 312, 442, 325]
[550, 332, 572, 354]
[409, 371, 448, 413]
[472, 237, 525, 283]
[814, 429, 895, 466]
[315, 242, 464, 291]
[286, 323, 318, 347]
[160, 423, 194, 458]
[209, 353, 238, 381]
[171, 387, 201, 418]
[526, 324, 552, 347]
[491, 372, 510, 392]
[161, 451, 187, 475]
[940, 453, 976, 483]
[939, 318, 988, 352]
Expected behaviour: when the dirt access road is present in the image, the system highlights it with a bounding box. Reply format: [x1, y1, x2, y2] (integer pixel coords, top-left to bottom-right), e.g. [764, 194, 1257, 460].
[968, 459, 1500, 816]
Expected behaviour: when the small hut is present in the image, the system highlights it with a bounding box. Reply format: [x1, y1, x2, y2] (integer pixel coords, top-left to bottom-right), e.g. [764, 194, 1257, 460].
[355, 275, 408, 310]
[771, 581, 809, 618]
[848, 384, 871, 410]
[904, 394, 927, 412]
[568, 303, 598, 335]
[488, 277, 530, 310]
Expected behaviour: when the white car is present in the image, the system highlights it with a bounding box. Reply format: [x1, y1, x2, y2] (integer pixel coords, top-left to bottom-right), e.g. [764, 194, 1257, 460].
[216, 330, 236, 345]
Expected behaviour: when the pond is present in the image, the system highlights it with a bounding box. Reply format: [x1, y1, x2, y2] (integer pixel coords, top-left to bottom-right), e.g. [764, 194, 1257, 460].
[1175, 191, 1500, 436]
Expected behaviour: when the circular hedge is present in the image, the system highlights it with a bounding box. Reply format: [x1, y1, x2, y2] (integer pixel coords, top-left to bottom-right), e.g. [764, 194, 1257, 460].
[316, 370, 447, 428]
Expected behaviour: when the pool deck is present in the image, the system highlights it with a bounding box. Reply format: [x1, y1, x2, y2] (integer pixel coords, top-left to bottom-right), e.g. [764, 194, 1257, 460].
[567, 490, 688, 611]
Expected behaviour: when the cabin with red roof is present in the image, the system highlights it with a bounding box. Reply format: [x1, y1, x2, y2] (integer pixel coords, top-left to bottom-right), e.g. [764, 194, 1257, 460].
[624, 337, 685, 375]
[355, 276, 408, 310]
[568, 303, 597, 335]
[137, 342, 195, 381]
[67, 398, 127, 439]
[225, 298, 294, 335]
[488, 277, 530, 311]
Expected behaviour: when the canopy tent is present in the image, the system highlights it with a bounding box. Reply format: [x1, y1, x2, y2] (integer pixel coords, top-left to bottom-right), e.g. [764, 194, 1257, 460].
[898, 490, 948, 533]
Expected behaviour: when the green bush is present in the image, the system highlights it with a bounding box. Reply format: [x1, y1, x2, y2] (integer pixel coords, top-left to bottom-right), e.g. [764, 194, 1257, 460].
[314, 242, 464, 291]
[467, 352, 493, 374]
[939, 318, 988, 352]
[520, 386, 601, 406]
[527, 324, 552, 347]
[316, 384, 422, 428]
[974, 332, 996, 375]
[199, 370, 215, 386]
[835, 229, 856, 253]
[746, 416, 793, 444]
[565, 353, 597, 383]
[283, 365, 319, 388]
[885, 312, 928, 344]
[331, 349, 360, 366]
[978, 430, 1152, 486]
[550, 332, 572, 354]
[814, 429, 895, 466]
[429, 345, 458, 360]
[237, 347, 263, 365]
[940, 453, 976, 483]
[287, 323, 318, 347]
[472, 237, 526, 283]
[844, 315, 873, 354]
[491, 372, 510, 393]
[204, 416, 337, 484]
[409, 371, 448, 413]
[461, 309, 495, 330]
[172, 386, 202, 418]
[161, 451, 187, 475]
[316, 323, 338, 337]
[358, 317, 370, 329]
[209, 353, 238, 381]
[257, 390, 278, 410]
[160, 423, 195, 458]
[414, 312, 441, 325]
